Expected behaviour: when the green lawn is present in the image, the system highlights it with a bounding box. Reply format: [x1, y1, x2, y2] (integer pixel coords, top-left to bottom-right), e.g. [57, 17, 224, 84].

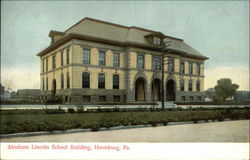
[1, 108, 249, 134]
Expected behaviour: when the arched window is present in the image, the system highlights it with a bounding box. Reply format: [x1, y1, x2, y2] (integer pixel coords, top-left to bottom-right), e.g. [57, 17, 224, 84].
[196, 80, 200, 92]
[180, 79, 185, 91]
[98, 73, 105, 89]
[188, 79, 192, 91]
[67, 73, 70, 89]
[113, 74, 119, 89]
[82, 72, 90, 88]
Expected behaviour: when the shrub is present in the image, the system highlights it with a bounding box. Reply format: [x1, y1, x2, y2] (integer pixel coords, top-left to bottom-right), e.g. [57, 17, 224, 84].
[67, 108, 75, 113]
[99, 120, 112, 129]
[217, 115, 225, 122]
[90, 123, 100, 132]
[76, 106, 85, 113]
[44, 109, 65, 114]
[151, 121, 157, 127]
[192, 118, 198, 123]
[162, 120, 168, 126]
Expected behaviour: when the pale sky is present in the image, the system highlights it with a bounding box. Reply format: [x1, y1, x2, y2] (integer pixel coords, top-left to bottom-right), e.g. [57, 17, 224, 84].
[1, 0, 249, 91]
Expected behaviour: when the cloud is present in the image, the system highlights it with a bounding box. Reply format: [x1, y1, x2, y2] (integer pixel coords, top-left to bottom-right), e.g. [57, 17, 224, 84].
[205, 65, 249, 91]
[1, 67, 40, 91]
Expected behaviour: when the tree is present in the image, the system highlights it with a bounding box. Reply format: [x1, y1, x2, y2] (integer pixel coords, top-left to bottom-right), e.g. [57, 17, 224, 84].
[214, 78, 239, 101]
[205, 88, 215, 101]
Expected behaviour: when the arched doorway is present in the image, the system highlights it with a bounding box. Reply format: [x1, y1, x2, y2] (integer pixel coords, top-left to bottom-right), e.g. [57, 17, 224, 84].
[52, 79, 56, 97]
[135, 78, 145, 101]
[166, 79, 175, 101]
[151, 79, 161, 101]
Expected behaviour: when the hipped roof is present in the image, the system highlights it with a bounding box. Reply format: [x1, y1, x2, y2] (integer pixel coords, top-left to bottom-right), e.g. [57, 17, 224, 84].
[37, 17, 208, 60]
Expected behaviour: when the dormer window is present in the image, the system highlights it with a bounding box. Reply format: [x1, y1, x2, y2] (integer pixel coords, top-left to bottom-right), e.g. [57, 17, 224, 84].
[153, 37, 161, 45]
[49, 30, 66, 45]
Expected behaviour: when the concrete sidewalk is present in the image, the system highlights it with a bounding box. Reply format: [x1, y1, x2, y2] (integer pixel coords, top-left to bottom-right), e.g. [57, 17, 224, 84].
[1, 120, 249, 142]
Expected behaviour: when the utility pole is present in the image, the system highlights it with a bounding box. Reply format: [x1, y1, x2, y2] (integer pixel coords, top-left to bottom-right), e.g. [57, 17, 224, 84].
[161, 40, 171, 109]
[161, 47, 165, 109]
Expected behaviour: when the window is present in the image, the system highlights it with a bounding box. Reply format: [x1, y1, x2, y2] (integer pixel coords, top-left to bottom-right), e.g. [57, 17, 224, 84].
[42, 60, 45, 72]
[197, 96, 201, 101]
[196, 64, 200, 75]
[188, 79, 192, 91]
[66, 49, 69, 65]
[52, 55, 56, 69]
[61, 74, 64, 89]
[99, 51, 106, 66]
[190, 96, 194, 101]
[153, 56, 161, 70]
[67, 73, 70, 89]
[180, 61, 185, 74]
[61, 51, 63, 66]
[137, 54, 144, 69]
[98, 73, 105, 89]
[83, 49, 90, 64]
[113, 74, 119, 89]
[99, 96, 106, 102]
[83, 96, 90, 102]
[114, 96, 120, 102]
[113, 53, 120, 67]
[196, 80, 200, 92]
[180, 79, 185, 91]
[189, 62, 193, 74]
[168, 58, 174, 72]
[82, 72, 90, 88]
[181, 96, 185, 101]
[46, 77, 48, 90]
[46, 58, 48, 71]
[153, 37, 161, 45]
[42, 78, 45, 90]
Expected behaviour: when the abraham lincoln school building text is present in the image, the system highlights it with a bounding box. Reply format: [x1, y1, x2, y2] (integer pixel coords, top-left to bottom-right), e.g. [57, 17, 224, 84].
[37, 17, 208, 104]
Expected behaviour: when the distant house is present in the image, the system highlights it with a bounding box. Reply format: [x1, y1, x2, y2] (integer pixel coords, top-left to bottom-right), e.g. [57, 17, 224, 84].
[0, 84, 5, 99]
[15, 89, 41, 101]
[234, 91, 250, 102]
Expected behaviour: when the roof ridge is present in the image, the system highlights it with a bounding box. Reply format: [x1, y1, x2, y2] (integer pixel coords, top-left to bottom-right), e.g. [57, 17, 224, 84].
[64, 17, 183, 41]
[65, 17, 130, 32]
[66, 17, 154, 33]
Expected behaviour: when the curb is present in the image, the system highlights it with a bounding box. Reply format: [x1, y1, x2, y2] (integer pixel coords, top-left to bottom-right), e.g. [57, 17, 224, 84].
[0, 119, 234, 139]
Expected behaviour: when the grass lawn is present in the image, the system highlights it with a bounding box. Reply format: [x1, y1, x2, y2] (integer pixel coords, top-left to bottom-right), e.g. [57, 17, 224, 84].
[0, 107, 249, 134]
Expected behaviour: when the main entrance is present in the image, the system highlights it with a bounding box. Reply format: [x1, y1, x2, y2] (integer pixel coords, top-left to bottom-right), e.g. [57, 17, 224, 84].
[166, 79, 175, 101]
[151, 78, 161, 101]
[135, 78, 145, 101]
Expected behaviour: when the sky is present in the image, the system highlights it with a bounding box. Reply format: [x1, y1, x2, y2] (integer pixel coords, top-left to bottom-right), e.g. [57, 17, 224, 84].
[1, 0, 249, 91]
